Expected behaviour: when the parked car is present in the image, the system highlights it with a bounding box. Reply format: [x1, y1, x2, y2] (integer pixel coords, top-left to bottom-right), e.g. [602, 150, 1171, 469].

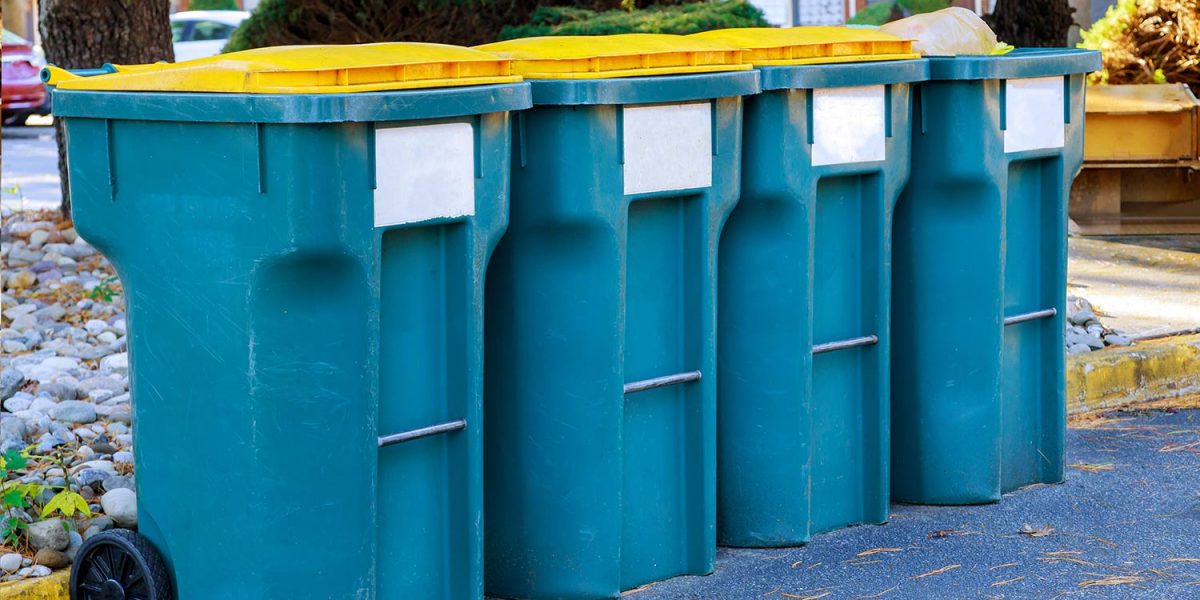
[171, 10, 251, 62]
[2, 29, 49, 126]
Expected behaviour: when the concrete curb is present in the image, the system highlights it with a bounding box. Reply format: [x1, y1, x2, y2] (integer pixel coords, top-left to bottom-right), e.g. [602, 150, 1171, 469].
[1067, 333, 1200, 414]
[0, 570, 68, 600]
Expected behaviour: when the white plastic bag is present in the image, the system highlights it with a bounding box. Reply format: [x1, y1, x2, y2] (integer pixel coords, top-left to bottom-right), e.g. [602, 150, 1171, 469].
[879, 7, 1010, 56]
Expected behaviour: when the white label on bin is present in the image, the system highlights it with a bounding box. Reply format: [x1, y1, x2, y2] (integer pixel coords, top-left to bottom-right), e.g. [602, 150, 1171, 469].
[812, 85, 886, 166]
[622, 102, 712, 195]
[374, 123, 475, 227]
[1005, 77, 1065, 153]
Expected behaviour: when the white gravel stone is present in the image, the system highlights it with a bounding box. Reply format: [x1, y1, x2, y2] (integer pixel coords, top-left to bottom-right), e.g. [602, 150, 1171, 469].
[6, 304, 36, 317]
[99, 352, 128, 376]
[29, 397, 57, 413]
[49, 400, 97, 424]
[28, 230, 50, 249]
[64, 532, 84, 562]
[28, 518, 70, 551]
[39, 356, 79, 372]
[100, 489, 138, 528]
[0, 553, 21, 573]
[3, 396, 32, 412]
[87, 389, 115, 403]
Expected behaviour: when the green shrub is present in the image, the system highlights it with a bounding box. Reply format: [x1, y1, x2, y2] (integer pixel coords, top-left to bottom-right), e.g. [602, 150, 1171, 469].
[189, 0, 240, 10]
[499, 0, 768, 39]
[846, 0, 949, 26]
[224, 0, 705, 52]
[896, 0, 949, 14]
[847, 0, 898, 25]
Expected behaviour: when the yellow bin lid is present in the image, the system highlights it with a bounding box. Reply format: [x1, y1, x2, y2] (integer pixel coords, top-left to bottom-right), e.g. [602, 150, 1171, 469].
[475, 34, 751, 80]
[45, 42, 522, 94]
[691, 27, 920, 66]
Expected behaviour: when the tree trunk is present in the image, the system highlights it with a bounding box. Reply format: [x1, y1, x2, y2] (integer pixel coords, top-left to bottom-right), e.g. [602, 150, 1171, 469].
[985, 0, 1076, 48]
[39, 0, 174, 218]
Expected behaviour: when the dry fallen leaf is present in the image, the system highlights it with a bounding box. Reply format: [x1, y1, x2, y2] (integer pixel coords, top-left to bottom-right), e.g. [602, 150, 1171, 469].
[1159, 441, 1200, 453]
[1079, 575, 1147, 588]
[1038, 555, 1107, 568]
[1069, 462, 1116, 472]
[780, 591, 831, 600]
[854, 586, 898, 599]
[991, 576, 1025, 587]
[914, 564, 960, 579]
[927, 529, 961, 539]
[620, 582, 658, 596]
[842, 558, 883, 566]
[1019, 523, 1055, 537]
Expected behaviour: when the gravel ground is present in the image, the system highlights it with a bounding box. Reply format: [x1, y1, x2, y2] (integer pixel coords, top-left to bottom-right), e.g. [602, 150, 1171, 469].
[1, 208, 134, 581]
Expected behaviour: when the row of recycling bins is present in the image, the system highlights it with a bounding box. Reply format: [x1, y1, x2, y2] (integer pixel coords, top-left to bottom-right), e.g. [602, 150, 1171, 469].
[47, 28, 1100, 599]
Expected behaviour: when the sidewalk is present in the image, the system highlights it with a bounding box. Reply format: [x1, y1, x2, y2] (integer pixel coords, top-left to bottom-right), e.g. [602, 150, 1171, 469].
[637, 407, 1200, 599]
[1, 120, 61, 213]
[1068, 236, 1200, 339]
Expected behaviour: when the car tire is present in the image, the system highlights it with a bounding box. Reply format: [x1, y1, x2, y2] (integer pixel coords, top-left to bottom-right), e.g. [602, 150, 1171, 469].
[35, 93, 52, 117]
[2, 112, 30, 127]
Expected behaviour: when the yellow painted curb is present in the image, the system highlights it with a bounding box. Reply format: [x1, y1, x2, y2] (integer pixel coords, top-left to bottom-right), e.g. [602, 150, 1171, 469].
[0, 569, 68, 600]
[1067, 333, 1200, 414]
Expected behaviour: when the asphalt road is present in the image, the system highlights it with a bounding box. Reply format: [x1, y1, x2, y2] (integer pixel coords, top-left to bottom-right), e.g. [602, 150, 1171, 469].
[637, 408, 1200, 600]
[1, 117, 62, 211]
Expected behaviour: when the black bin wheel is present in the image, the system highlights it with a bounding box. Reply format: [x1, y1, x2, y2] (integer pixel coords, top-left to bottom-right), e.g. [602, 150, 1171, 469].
[70, 529, 173, 600]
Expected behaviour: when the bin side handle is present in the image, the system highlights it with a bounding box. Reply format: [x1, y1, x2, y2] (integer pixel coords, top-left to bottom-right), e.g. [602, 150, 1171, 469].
[812, 335, 878, 355]
[378, 419, 466, 447]
[1003, 308, 1056, 326]
[624, 371, 702, 395]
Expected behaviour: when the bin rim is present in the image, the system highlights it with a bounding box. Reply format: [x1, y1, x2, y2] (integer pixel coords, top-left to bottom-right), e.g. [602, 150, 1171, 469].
[756, 58, 928, 91]
[521, 69, 759, 106]
[476, 33, 751, 80]
[925, 48, 1101, 81]
[49, 82, 533, 124]
[44, 42, 522, 94]
[690, 26, 921, 66]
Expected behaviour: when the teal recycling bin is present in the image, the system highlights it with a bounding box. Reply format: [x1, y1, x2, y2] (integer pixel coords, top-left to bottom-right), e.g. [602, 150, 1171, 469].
[891, 49, 1101, 505]
[47, 43, 530, 599]
[691, 27, 926, 547]
[475, 35, 758, 599]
